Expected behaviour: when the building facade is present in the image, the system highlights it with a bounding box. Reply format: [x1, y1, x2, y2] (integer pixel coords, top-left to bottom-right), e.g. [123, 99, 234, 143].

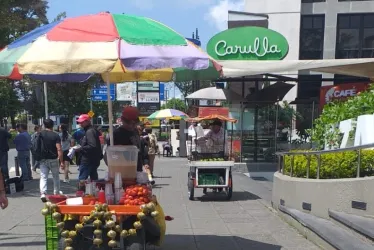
[223, 0, 374, 163]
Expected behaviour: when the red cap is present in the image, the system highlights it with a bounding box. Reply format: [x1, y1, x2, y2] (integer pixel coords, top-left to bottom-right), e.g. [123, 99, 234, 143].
[121, 106, 139, 122]
[76, 114, 90, 123]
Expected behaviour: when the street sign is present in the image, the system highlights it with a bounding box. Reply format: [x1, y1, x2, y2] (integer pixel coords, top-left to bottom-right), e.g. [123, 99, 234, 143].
[159, 83, 165, 101]
[91, 95, 115, 101]
[92, 84, 115, 101]
[88, 110, 95, 118]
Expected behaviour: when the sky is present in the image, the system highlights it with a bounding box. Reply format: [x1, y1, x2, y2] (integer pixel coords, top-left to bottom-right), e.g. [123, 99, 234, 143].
[46, 0, 245, 49]
[46, 0, 245, 99]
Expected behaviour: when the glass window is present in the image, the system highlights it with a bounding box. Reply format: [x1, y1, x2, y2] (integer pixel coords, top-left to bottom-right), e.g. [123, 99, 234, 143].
[336, 13, 374, 59]
[299, 15, 325, 59]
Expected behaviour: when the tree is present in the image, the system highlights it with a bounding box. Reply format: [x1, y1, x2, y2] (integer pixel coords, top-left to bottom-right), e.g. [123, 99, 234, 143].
[0, 0, 49, 47]
[174, 80, 214, 98]
[47, 81, 93, 131]
[161, 98, 187, 112]
[0, 79, 22, 127]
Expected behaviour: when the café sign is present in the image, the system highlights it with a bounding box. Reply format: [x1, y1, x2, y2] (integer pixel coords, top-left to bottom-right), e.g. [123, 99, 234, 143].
[207, 27, 289, 60]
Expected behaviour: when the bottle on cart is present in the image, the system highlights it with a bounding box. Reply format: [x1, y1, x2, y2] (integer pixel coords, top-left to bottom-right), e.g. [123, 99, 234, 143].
[98, 188, 106, 203]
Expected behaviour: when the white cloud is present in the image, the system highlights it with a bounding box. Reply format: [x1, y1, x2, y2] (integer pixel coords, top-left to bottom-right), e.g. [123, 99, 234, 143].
[205, 0, 245, 31]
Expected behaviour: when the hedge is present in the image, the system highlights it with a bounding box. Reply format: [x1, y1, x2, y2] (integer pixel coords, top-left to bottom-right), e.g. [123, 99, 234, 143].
[283, 150, 374, 179]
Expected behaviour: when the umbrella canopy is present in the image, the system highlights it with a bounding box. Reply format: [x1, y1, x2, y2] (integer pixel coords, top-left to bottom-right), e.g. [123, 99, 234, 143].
[0, 12, 221, 82]
[147, 109, 188, 120]
[186, 87, 246, 102]
[246, 81, 295, 107]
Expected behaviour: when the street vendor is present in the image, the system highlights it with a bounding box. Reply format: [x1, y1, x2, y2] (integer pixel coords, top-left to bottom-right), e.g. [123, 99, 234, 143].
[108, 106, 150, 172]
[196, 119, 225, 144]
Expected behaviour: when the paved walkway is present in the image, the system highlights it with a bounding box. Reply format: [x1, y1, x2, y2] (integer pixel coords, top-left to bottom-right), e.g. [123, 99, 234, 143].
[0, 156, 319, 250]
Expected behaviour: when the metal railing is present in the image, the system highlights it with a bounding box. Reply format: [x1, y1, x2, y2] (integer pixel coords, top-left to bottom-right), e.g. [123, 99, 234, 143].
[275, 143, 374, 179]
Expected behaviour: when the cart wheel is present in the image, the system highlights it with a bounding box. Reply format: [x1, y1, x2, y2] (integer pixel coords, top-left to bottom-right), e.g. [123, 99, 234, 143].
[203, 188, 207, 194]
[188, 179, 194, 200]
[226, 177, 233, 200]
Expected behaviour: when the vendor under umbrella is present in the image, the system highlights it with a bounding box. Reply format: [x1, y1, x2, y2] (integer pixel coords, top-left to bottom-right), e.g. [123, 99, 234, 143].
[106, 106, 150, 173]
[196, 119, 225, 153]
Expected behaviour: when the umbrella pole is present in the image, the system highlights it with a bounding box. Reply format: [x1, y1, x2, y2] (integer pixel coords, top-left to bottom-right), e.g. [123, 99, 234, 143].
[43, 82, 48, 119]
[106, 74, 114, 146]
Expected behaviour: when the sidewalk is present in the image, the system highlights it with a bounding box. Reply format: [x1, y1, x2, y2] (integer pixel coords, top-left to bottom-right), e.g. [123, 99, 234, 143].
[0, 157, 319, 250]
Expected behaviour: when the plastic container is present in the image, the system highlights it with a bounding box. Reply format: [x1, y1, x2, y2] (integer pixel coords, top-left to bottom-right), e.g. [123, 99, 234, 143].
[45, 213, 59, 250]
[198, 173, 219, 185]
[106, 145, 138, 180]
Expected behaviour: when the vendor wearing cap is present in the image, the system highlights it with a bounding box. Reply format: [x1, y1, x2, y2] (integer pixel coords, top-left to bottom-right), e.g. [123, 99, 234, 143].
[199, 119, 225, 144]
[75, 114, 103, 181]
[110, 106, 149, 172]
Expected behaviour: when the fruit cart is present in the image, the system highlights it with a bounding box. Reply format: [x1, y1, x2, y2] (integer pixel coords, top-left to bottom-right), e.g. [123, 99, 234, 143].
[186, 115, 237, 201]
[42, 182, 166, 250]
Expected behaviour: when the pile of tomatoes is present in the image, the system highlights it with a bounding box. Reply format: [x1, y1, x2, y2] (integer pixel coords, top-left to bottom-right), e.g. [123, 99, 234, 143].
[119, 184, 151, 206]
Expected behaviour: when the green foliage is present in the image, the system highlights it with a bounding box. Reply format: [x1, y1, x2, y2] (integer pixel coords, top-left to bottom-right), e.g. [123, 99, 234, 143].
[0, 0, 48, 47]
[311, 84, 374, 149]
[284, 150, 374, 179]
[161, 98, 187, 112]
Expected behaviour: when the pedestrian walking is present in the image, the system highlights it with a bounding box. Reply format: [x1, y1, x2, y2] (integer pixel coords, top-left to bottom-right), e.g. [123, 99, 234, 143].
[14, 124, 32, 181]
[72, 125, 85, 168]
[31, 125, 41, 172]
[0, 126, 11, 180]
[75, 114, 102, 181]
[145, 127, 159, 177]
[59, 124, 73, 183]
[0, 171, 8, 209]
[35, 119, 64, 202]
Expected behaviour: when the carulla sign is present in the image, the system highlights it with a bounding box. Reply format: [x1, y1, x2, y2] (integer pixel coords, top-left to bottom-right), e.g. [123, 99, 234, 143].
[206, 27, 289, 60]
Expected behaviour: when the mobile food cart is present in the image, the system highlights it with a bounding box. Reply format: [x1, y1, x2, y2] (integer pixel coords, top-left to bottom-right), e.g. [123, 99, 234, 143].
[43, 146, 166, 250]
[186, 115, 237, 201]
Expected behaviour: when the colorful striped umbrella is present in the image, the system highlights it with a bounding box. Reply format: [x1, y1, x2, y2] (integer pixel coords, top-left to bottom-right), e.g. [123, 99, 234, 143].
[147, 109, 188, 120]
[0, 12, 221, 82]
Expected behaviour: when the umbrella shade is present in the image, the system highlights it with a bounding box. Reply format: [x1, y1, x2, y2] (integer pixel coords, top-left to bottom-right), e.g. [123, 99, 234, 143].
[246, 81, 295, 107]
[0, 12, 221, 82]
[147, 109, 188, 120]
[186, 87, 246, 101]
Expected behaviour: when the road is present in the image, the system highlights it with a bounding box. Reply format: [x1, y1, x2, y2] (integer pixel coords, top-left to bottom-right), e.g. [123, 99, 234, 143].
[0, 156, 319, 250]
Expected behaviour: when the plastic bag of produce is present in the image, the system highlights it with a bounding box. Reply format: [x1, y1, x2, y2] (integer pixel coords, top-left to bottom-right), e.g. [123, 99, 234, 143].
[151, 195, 166, 246]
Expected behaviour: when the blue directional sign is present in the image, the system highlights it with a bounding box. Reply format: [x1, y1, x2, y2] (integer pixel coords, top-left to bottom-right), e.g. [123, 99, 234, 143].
[91, 84, 115, 101]
[159, 83, 165, 101]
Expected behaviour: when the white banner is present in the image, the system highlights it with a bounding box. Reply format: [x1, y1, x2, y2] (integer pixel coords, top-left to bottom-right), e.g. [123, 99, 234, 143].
[116, 83, 133, 101]
[138, 92, 160, 103]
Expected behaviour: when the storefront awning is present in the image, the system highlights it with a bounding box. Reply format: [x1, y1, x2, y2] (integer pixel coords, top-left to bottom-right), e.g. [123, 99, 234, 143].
[186, 87, 246, 102]
[219, 58, 374, 78]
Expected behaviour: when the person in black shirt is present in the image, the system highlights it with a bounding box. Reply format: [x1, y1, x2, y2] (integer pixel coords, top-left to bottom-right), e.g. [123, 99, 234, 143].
[110, 106, 149, 172]
[75, 114, 102, 181]
[0, 127, 11, 180]
[39, 119, 64, 202]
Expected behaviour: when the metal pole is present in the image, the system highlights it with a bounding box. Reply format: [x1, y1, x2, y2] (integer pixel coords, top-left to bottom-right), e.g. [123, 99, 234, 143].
[43, 82, 48, 119]
[310, 101, 315, 145]
[106, 76, 114, 146]
[290, 155, 294, 177]
[275, 99, 279, 153]
[90, 97, 93, 112]
[173, 83, 176, 109]
[306, 155, 310, 178]
[317, 154, 321, 179]
[240, 102, 243, 163]
[357, 149, 361, 178]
